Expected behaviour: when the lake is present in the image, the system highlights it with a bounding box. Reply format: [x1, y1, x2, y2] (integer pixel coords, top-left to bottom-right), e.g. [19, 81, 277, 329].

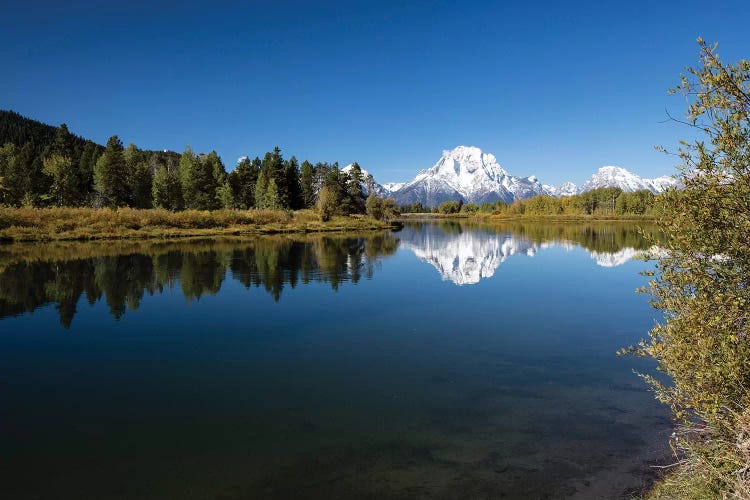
[0, 221, 672, 499]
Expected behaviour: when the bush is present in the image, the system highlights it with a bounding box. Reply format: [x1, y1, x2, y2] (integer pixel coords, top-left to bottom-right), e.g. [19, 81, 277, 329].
[624, 40, 750, 497]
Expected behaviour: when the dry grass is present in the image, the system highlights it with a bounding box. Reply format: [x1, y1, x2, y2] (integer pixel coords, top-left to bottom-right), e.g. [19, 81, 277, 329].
[647, 413, 750, 499]
[0, 207, 393, 242]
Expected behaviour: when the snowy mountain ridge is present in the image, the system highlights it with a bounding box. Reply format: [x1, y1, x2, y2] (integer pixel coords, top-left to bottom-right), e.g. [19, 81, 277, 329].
[575, 166, 678, 194]
[387, 146, 547, 206]
[343, 146, 678, 206]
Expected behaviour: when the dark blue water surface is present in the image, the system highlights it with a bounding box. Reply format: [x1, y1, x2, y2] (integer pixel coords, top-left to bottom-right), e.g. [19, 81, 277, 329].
[0, 222, 671, 499]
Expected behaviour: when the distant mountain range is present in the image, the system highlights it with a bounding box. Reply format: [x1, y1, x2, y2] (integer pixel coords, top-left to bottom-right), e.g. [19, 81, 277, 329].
[351, 146, 678, 206]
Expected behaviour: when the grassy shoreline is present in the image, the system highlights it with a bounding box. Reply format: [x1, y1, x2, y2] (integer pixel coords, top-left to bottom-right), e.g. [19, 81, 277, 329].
[0, 207, 396, 242]
[398, 212, 658, 222]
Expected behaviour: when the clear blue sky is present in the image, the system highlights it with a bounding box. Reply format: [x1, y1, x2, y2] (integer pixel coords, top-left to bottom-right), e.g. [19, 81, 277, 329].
[2, 0, 748, 185]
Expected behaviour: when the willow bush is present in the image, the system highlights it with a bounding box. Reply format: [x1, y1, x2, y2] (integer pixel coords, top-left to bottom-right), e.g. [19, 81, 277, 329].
[623, 39, 750, 498]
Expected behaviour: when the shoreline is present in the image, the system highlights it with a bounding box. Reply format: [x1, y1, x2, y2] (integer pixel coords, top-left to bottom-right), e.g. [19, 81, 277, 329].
[398, 213, 659, 222]
[0, 207, 397, 243]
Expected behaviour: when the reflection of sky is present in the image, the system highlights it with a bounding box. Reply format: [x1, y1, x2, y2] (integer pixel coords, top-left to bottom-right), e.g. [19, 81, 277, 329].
[0, 223, 666, 499]
[398, 225, 646, 285]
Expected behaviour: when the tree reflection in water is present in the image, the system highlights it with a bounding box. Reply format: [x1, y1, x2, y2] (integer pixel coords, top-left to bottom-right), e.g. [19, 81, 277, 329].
[0, 233, 400, 327]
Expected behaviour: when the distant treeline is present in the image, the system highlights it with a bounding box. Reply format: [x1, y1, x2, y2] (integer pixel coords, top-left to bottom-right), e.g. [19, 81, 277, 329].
[0, 110, 397, 220]
[399, 187, 662, 216]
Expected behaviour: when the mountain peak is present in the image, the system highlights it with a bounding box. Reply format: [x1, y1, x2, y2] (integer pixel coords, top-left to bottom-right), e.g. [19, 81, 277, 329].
[372, 150, 678, 205]
[443, 145, 485, 158]
[543, 181, 578, 197]
[391, 145, 542, 206]
[440, 146, 505, 176]
[580, 166, 678, 194]
[597, 165, 630, 174]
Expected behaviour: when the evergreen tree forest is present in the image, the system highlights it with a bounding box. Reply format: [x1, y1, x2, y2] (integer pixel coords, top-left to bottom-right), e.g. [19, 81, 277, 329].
[0, 110, 383, 217]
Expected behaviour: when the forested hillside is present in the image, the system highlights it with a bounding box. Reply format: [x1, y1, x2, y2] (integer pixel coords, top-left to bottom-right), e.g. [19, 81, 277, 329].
[0, 110, 384, 218]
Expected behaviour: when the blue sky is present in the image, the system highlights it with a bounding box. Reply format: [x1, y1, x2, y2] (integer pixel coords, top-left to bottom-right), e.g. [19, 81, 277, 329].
[2, 0, 748, 185]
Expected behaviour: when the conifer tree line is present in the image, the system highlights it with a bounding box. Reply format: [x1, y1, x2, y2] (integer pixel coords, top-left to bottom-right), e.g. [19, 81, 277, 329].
[0, 110, 395, 218]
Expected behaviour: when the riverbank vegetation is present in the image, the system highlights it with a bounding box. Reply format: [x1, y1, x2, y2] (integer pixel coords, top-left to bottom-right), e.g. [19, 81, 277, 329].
[620, 40, 750, 498]
[0, 207, 393, 242]
[0, 110, 398, 232]
[397, 186, 664, 218]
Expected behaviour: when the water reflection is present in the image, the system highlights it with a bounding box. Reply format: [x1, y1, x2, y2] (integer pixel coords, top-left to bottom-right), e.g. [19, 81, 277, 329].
[0, 222, 670, 499]
[0, 222, 661, 325]
[399, 221, 661, 285]
[399, 222, 537, 285]
[0, 234, 399, 327]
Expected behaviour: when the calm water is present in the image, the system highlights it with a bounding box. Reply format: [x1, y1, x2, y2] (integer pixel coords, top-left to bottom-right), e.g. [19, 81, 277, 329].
[0, 222, 671, 499]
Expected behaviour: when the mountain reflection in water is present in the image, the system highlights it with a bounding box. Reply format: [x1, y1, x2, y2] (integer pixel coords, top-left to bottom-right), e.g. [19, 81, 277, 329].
[0, 221, 661, 325]
[0, 221, 670, 499]
[399, 221, 661, 285]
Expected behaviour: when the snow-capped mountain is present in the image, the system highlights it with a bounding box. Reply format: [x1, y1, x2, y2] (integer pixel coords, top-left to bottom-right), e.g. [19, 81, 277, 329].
[543, 181, 578, 197]
[382, 182, 405, 192]
[390, 146, 546, 206]
[348, 147, 678, 205]
[341, 164, 390, 197]
[648, 175, 680, 193]
[578, 166, 678, 194]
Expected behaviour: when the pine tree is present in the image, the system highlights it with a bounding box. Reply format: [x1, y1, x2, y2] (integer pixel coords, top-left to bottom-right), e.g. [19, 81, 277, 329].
[94, 136, 129, 207]
[0, 143, 24, 206]
[48, 124, 76, 159]
[265, 178, 281, 210]
[195, 151, 221, 210]
[255, 170, 268, 209]
[21, 143, 46, 205]
[284, 156, 303, 209]
[344, 162, 366, 214]
[43, 124, 81, 205]
[300, 160, 315, 208]
[229, 156, 260, 209]
[260, 147, 286, 207]
[124, 143, 152, 208]
[77, 141, 98, 200]
[179, 145, 198, 208]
